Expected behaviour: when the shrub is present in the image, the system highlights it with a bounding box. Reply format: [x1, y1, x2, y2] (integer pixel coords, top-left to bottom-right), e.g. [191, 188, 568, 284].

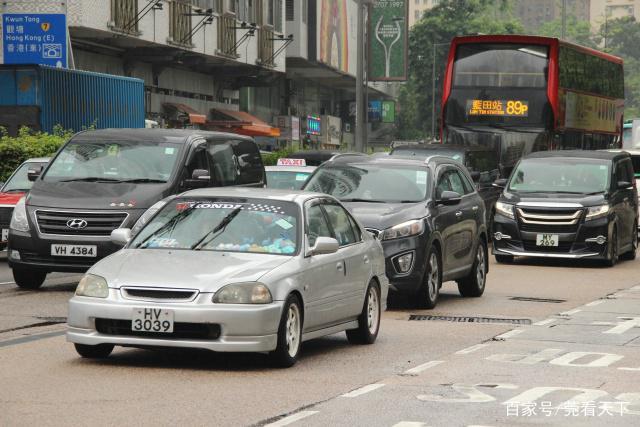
[261, 148, 295, 166]
[0, 126, 72, 182]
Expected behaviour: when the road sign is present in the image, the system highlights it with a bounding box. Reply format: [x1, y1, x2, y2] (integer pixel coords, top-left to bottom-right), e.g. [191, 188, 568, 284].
[2, 13, 67, 67]
[382, 100, 396, 123]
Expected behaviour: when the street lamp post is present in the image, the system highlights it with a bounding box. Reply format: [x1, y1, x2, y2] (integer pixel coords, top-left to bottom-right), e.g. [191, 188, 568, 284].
[355, 0, 375, 153]
[431, 41, 449, 140]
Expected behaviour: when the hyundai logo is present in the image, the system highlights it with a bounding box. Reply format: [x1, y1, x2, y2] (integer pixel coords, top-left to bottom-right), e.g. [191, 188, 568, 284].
[66, 219, 88, 229]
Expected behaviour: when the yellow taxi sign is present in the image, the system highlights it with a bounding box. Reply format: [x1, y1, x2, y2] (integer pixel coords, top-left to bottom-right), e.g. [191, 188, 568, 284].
[467, 100, 529, 117]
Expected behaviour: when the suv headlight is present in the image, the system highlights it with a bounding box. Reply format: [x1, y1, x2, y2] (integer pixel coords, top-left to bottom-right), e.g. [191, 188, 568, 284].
[131, 200, 167, 235]
[381, 219, 425, 241]
[75, 274, 109, 298]
[9, 197, 30, 232]
[586, 205, 610, 221]
[495, 201, 515, 220]
[212, 282, 273, 304]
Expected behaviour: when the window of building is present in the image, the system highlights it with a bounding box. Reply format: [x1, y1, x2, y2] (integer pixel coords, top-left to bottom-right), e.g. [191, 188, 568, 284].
[286, 0, 294, 21]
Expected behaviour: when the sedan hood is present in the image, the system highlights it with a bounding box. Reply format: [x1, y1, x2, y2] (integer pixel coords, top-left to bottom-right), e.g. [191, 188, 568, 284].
[342, 201, 427, 231]
[91, 249, 293, 293]
[502, 191, 607, 208]
[27, 181, 171, 210]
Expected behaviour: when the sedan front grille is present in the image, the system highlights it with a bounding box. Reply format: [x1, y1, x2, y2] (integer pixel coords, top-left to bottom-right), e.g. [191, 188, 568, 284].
[95, 318, 221, 340]
[121, 287, 198, 302]
[35, 210, 128, 236]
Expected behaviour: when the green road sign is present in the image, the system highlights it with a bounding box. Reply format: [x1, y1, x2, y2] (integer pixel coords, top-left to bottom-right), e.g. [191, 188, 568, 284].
[382, 101, 396, 123]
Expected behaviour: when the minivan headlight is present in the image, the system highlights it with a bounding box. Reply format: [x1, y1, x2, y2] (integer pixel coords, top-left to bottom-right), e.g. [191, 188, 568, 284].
[381, 219, 424, 241]
[75, 274, 109, 298]
[212, 282, 273, 304]
[131, 200, 167, 235]
[9, 197, 30, 232]
[586, 205, 610, 221]
[495, 201, 515, 220]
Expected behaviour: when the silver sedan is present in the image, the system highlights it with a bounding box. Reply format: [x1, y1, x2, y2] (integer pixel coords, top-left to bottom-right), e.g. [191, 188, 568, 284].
[67, 188, 389, 367]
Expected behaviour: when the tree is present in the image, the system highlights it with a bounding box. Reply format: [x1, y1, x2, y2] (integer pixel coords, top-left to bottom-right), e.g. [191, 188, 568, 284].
[398, 0, 523, 139]
[537, 15, 599, 48]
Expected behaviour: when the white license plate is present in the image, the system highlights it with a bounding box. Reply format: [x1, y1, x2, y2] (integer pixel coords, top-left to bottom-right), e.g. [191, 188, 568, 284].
[1, 228, 8, 243]
[132, 308, 174, 333]
[536, 234, 559, 247]
[50, 244, 97, 257]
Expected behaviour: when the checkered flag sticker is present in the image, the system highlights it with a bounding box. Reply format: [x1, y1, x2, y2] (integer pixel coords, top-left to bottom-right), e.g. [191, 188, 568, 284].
[245, 204, 285, 214]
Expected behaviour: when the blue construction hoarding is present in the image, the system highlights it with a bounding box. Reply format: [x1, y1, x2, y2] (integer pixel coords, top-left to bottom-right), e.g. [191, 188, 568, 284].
[2, 13, 67, 67]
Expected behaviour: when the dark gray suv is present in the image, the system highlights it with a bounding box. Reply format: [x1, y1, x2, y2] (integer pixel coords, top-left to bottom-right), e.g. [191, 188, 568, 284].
[303, 156, 489, 309]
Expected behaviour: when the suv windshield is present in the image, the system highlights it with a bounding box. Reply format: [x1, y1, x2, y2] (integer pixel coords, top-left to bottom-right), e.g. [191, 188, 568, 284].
[129, 198, 299, 255]
[43, 140, 182, 183]
[1, 162, 46, 192]
[509, 158, 611, 194]
[304, 164, 430, 203]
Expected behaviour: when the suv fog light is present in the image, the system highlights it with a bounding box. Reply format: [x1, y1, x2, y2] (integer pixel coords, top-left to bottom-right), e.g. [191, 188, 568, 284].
[394, 251, 414, 273]
[9, 250, 20, 260]
[585, 236, 607, 245]
[494, 232, 511, 241]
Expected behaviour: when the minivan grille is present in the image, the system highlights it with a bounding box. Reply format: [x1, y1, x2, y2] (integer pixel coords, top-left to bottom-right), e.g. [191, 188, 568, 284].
[517, 207, 583, 233]
[35, 210, 127, 236]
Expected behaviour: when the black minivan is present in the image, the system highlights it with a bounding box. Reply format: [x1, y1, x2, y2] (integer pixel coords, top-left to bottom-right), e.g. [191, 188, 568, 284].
[492, 150, 638, 266]
[8, 129, 265, 288]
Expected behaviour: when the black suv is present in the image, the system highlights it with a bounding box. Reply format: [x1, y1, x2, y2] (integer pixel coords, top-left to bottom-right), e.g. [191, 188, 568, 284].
[390, 144, 502, 229]
[8, 129, 265, 289]
[303, 156, 489, 308]
[492, 151, 638, 266]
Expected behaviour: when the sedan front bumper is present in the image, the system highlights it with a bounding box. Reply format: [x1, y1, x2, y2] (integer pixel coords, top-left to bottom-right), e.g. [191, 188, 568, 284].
[67, 293, 284, 352]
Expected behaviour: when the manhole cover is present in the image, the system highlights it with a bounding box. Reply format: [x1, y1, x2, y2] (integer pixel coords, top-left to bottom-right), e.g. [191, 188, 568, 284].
[509, 296, 566, 303]
[409, 315, 531, 325]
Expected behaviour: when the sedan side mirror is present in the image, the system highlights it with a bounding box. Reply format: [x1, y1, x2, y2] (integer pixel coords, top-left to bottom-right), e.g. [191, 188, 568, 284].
[617, 180, 632, 190]
[309, 236, 339, 256]
[27, 167, 42, 182]
[492, 178, 508, 188]
[437, 190, 462, 206]
[111, 228, 132, 246]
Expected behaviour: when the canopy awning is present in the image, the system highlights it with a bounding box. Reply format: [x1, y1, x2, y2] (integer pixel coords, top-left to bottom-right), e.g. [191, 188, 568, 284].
[162, 103, 207, 124]
[207, 108, 280, 137]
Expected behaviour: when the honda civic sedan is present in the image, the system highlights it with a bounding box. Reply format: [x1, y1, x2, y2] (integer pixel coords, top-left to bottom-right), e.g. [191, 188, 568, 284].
[67, 188, 388, 367]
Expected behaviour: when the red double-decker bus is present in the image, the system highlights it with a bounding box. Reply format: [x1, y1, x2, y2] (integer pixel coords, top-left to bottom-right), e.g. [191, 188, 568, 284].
[441, 35, 624, 175]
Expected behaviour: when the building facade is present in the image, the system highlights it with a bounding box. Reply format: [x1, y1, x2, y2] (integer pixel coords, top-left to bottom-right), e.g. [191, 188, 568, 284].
[408, 0, 439, 27]
[515, 0, 590, 32]
[591, 0, 640, 28]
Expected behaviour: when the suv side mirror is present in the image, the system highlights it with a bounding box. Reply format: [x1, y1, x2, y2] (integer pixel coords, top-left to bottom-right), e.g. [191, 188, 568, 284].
[309, 236, 339, 256]
[437, 190, 462, 206]
[493, 178, 508, 188]
[111, 228, 132, 246]
[191, 169, 210, 180]
[27, 167, 42, 182]
[617, 180, 632, 190]
[184, 169, 210, 189]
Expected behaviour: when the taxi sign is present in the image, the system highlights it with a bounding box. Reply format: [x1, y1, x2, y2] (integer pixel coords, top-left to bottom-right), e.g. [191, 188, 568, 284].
[277, 158, 306, 166]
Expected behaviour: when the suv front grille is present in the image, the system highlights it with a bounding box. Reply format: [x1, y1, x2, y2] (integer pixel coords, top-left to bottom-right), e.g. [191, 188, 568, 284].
[517, 207, 583, 233]
[35, 210, 128, 236]
[95, 318, 221, 340]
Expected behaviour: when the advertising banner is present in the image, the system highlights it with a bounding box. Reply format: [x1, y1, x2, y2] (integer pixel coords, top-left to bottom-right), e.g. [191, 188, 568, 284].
[369, 0, 408, 81]
[382, 100, 396, 123]
[2, 13, 67, 67]
[561, 89, 619, 134]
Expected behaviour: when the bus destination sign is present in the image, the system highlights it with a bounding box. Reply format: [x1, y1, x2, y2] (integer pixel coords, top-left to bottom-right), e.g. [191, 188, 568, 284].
[467, 100, 529, 117]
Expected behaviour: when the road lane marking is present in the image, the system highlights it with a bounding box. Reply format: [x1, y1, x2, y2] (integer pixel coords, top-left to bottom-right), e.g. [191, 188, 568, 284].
[533, 318, 555, 326]
[585, 300, 604, 307]
[0, 330, 65, 348]
[603, 317, 640, 334]
[560, 309, 581, 316]
[494, 329, 523, 340]
[0, 281, 16, 285]
[403, 360, 444, 375]
[341, 383, 385, 398]
[264, 411, 319, 427]
[392, 423, 429, 427]
[455, 344, 488, 355]
[592, 321, 614, 326]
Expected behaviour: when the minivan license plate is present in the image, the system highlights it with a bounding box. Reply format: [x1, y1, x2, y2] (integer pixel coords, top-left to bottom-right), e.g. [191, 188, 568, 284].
[132, 308, 174, 333]
[51, 244, 97, 257]
[536, 234, 559, 247]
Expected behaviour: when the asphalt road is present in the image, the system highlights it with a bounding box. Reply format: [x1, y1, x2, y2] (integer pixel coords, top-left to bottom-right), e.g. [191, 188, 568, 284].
[1, 253, 639, 426]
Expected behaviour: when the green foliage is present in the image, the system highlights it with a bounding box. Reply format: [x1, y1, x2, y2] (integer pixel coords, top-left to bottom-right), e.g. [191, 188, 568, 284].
[0, 126, 72, 181]
[261, 148, 295, 166]
[537, 15, 599, 48]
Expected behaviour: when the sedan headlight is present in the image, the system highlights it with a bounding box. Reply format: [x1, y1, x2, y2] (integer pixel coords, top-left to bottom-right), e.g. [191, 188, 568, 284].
[585, 204, 610, 221]
[213, 282, 273, 304]
[9, 197, 30, 232]
[131, 200, 167, 235]
[381, 219, 425, 241]
[75, 274, 109, 298]
[495, 201, 515, 220]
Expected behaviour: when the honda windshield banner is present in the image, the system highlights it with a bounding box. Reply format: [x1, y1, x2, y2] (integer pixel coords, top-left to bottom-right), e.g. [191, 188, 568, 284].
[369, 0, 408, 81]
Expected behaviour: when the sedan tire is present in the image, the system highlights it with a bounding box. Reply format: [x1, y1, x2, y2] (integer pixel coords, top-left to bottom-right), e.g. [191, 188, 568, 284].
[416, 246, 441, 309]
[74, 343, 114, 359]
[457, 241, 488, 297]
[346, 281, 381, 345]
[270, 294, 303, 368]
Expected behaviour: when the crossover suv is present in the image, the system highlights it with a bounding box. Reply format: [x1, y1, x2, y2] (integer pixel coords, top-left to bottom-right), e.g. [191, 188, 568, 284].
[304, 155, 489, 308]
[492, 151, 638, 266]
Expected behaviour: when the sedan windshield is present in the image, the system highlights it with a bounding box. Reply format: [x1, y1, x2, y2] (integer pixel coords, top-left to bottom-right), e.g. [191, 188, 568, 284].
[304, 165, 430, 203]
[129, 198, 299, 255]
[1, 162, 46, 192]
[43, 140, 182, 183]
[509, 158, 611, 194]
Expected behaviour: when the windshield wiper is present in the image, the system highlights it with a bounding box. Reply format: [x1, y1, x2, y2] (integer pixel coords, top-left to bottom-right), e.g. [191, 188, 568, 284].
[135, 206, 196, 249]
[118, 178, 167, 183]
[340, 198, 387, 203]
[191, 207, 243, 250]
[59, 177, 122, 183]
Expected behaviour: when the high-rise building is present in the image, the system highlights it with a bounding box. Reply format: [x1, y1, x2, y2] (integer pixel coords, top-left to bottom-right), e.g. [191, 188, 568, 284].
[408, 0, 440, 27]
[591, 0, 640, 28]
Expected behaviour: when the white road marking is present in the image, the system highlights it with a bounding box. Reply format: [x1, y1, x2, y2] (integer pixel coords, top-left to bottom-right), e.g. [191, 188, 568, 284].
[265, 411, 319, 427]
[487, 348, 564, 365]
[631, 285, 640, 290]
[0, 281, 15, 285]
[341, 383, 385, 398]
[549, 351, 624, 368]
[584, 300, 604, 307]
[560, 309, 582, 316]
[603, 317, 640, 334]
[533, 318, 555, 326]
[455, 344, 489, 355]
[391, 422, 429, 427]
[592, 321, 615, 326]
[403, 360, 444, 375]
[494, 329, 524, 340]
